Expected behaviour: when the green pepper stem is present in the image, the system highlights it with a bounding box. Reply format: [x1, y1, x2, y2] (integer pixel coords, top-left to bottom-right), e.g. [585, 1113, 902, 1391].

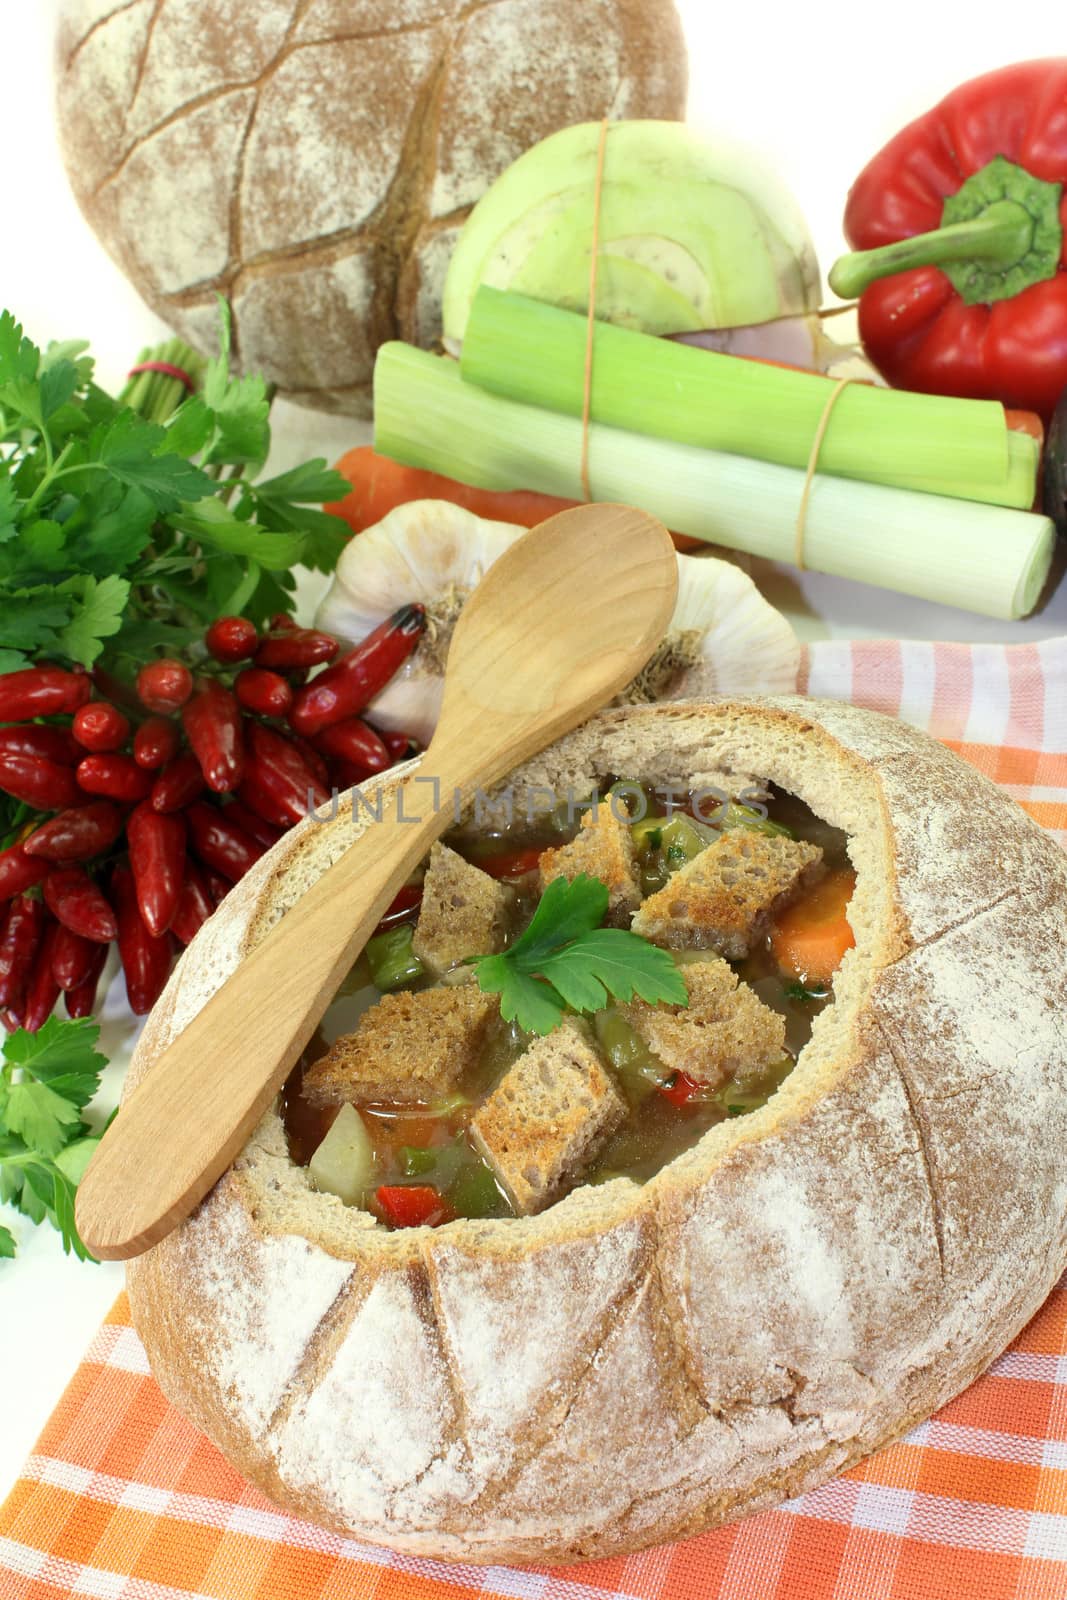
[829, 200, 1034, 299]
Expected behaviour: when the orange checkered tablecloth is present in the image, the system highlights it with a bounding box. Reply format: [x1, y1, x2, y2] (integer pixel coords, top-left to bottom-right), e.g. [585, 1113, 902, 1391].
[3, 635, 1067, 1600]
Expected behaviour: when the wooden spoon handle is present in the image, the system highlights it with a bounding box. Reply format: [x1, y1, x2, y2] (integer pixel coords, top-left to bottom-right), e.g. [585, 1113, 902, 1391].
[77, 766, 463, 1259]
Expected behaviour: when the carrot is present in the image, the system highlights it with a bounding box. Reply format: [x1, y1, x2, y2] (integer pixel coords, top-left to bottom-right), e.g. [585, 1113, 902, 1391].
[770, 867, 856, 985]
[1005, 409, 1044, 447]
[327, 446, 704, 552]
[327, 447, 580, 535]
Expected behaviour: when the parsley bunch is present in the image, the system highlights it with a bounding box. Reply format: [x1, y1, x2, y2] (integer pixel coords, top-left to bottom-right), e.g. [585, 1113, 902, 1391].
[473, 874, 688, 1034]
[0, 1016, 109, 1261]
[0, 301, 351, 678]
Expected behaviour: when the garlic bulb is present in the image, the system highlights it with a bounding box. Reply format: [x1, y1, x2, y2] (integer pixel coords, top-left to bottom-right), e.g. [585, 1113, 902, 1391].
[315, 500, 799, 744]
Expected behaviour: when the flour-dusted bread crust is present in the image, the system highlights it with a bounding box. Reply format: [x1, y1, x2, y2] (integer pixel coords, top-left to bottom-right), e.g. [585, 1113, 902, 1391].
[54, 0, 687, 415]
[125, 699, 1067, 1563]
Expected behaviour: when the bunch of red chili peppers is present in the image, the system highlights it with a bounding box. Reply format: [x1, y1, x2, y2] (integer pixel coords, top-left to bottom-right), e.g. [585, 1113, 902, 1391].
[0, 603, 426, 1029]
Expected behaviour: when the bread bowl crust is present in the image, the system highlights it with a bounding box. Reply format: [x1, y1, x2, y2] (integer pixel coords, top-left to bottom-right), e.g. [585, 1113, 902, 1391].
[125, 698, 1067, 1564]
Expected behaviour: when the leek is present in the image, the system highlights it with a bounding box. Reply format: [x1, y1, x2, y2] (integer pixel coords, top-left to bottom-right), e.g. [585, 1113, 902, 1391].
[459, 288, 1034, 509]
[373, 343, 1054, 622]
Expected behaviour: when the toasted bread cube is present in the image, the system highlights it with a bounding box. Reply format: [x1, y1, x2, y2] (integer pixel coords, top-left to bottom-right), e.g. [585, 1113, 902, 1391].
[619, 957, 786, 1088]
[538, 804, 641, 923]
[632, 832, 822, 958]
[469, 1021, 625, 1215]
[412, 842, 511, 975]
[302, 986, 499, 1107]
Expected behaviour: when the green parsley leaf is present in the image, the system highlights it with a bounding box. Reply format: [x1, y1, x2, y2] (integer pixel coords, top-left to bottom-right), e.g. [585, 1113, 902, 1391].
[56, 574, 131, 665]
[473, 874, 688, 1035]
[90, 411, 214, 510]
[4, 1016, 108, 1109]
[0, 1224, 15, 1259]
[3, 1081, 82, 1158]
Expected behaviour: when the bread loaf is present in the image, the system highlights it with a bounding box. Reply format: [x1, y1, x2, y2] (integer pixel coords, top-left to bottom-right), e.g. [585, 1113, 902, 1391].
[54, 0, 688, 414]
[125, 698, 1067, 1563]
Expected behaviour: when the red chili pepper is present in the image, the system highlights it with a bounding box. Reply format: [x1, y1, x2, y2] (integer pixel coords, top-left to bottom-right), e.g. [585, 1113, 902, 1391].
[829, 60, 1067, 418]
[254, 627, 339, 673]
[133, 716, 181, 770]
[127, 804, 186, 937]
[169, 861, 215, 946]
[72, 702, 131, 753]
[64, 941, 108, 1018]
[0, 752, 82, 810]
[376, 728, 422, 763]
[150, 752, 205, 813]
[76, 753, 153, 803]
[289, 605, 425, 737]
[22, 920, 62, 1032]
[659, 1070, 704, 1108]
[1, 1005, 24, 1031]
[0, 667, 91, 722]
[91, 666, 142, 713]
[313, 717, 391, 774]
[328, 760, 374, 791]
[0, 725, 81, 766]
[203, 866, 231, 905]
[244, 723, 329, 826]
[288, 734, 330, 790]
[234, 667, 293, 718]
[268, 613, 298, 632]
[0, 894, 45, 1007]
[222, 800, 283, 852]
[205, 615, 258, 663]
[136, 659, 194, 713]
[375, 883, 423, 933]
[43, 867, 117, 943]
[477, 845, 545, 880]
[0, 844, 49, 901]
[182, 679, 245, 793]
[51, 923, 96, 992]
[235, 777, 293, 832]
[185, 802, 264, 883]
[111, 864, 172, 1016]
[23, 802, 124, 862]
[375, 1185, 454, 1229]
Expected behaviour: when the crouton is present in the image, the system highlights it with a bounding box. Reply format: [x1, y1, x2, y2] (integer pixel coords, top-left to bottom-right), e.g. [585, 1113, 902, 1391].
[411, 842, 512, 975]
[538, 803, 641, 923]
[632, 832, 822, 958]
[469, 1020, 625, 1215]
[619, 957, 786, 1088]
[302, 986, 499, 1107]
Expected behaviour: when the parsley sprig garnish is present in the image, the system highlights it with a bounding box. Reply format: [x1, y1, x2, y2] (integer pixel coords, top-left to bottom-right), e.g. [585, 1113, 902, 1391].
[0, 1017, 109, 1262]
[0, 300, 351, 678]
[473, 874, 688, 1035]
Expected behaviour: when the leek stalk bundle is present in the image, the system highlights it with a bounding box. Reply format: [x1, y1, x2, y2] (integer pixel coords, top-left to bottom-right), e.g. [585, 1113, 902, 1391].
[374, 343, 1054, 621]
[460, 289, 1037, 509]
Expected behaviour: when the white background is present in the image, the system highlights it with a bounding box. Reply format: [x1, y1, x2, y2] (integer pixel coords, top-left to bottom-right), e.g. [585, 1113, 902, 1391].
[1, 0, 1065, 1500]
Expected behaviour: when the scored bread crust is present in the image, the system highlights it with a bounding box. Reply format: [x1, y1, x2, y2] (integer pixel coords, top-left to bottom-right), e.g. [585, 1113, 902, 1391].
[125, 698, 1067, 1564]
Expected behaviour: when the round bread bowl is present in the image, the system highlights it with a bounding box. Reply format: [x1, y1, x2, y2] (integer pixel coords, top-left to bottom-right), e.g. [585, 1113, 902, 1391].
[125, 697, 1067, 1564]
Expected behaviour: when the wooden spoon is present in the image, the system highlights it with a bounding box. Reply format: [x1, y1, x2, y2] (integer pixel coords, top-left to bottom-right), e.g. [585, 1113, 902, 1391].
[76, 504, 678, 1260]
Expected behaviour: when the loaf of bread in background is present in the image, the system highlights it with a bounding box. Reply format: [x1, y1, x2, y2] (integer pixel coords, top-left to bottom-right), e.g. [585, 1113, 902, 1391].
[54, 0, 688, 415]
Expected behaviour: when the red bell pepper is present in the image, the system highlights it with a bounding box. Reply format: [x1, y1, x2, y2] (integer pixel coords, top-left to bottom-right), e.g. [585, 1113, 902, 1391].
[375, 1184, 454, 1229]
[829, 60, 1067, 418]
[659, 1070, 704, 1108]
